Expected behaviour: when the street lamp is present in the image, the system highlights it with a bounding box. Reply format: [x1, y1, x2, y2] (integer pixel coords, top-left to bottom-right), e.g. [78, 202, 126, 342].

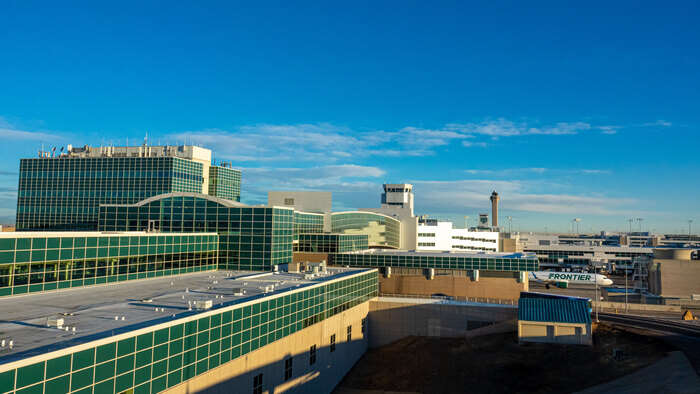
[625, 259, 631, 314]
[689, 219, 693, 239]
[591, 258, 604, 322]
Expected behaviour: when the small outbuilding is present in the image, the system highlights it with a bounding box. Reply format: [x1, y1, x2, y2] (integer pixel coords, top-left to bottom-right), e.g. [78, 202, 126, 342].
[518, 294, 592, 345]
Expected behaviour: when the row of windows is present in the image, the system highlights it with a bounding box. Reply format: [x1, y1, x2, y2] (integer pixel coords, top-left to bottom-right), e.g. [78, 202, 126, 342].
[330, 213, 401, 249]
[0, 252, 217, 296]
[295, 234, 369, 253]
[334, 254, 539, 272]
[452, 245, 497, 252]
[451, 236, 497, 243]
[0, 235, 217, 251]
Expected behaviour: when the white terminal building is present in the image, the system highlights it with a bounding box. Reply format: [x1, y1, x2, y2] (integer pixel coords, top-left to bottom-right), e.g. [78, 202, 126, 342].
[417, 218, 500, 252]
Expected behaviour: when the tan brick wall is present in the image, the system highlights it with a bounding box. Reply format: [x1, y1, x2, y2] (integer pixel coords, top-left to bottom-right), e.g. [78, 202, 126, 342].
[378, 274, 527, 300]
[164, 302, 369, 394]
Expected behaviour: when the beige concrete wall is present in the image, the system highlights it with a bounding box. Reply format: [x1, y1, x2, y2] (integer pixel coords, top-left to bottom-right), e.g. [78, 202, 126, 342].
[292, 252, 330, 264]
[648, 259, 700, 298]
[518, 321, 591, 345]
[378, 273, 527, 300]
[165, 302, 369, 394]
[368, 299, 517, 348]
[499, 238, 520, 253]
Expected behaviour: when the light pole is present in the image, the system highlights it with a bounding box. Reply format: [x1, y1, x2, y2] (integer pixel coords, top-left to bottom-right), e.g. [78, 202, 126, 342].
[592, 258, 602, 322]
[636, 218, 644, 232]
[464, 216, 469, 229]
[689, 219, 693, 239]
[507, 216, 513, 233]
[628, 218, 634, 233]
[625, 259, 630, 314]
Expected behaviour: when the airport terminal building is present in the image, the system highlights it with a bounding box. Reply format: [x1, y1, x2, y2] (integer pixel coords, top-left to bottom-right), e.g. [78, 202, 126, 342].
[2, 144, 549, 393]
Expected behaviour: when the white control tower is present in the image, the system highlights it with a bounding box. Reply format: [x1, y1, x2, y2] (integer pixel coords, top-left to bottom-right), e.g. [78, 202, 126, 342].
[381, 184, 414, 217]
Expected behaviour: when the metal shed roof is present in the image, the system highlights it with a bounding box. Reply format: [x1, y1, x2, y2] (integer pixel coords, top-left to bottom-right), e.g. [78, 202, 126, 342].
[518, 297, 592, 324]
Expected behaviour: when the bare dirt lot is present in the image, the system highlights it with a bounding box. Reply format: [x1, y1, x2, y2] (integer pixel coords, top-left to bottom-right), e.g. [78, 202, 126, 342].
[336, 323, 673, 394]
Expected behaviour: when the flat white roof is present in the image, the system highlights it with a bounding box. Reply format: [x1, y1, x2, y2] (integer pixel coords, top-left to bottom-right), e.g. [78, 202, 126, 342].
[0, 267, 370, 365]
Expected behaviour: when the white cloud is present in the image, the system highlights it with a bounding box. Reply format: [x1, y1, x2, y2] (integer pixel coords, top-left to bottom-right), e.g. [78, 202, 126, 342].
[0, 116, 63, 141]
[447, 119, 592, 137]
[411, 179, 635, 216]
[598, 126, 620, 134]
[462, 141, 488, 148]
[169, 118, 619, 163]
[463, 168, 611, 176]
[0, 128, 59, 141]
[641, 120, 672, 127]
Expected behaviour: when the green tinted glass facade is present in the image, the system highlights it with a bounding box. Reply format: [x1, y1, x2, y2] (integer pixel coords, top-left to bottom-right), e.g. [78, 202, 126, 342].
[17, 157, 204, 231]
[0, 270, 377, 394]
[333, 252, 539, 272]
[98, 195, 293, 271]
[330, 212, 400, 249]
[295, 234, 369, 253]
[0, 233, 218, 297]
[207, 166, 241, 202]
[292, 212, 324, 241]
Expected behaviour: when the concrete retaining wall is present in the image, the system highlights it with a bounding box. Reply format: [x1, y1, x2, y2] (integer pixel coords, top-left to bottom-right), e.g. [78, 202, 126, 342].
[367, 298, 516, 348]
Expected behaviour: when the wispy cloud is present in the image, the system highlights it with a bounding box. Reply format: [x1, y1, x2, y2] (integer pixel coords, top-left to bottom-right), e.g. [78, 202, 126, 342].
[641, 120, 672, 127]
[168, 118, 624, 162]
[447, 119, 592, 137]
[462, 141, 488, 148]
[0, 116, 61, 141]
[463, 168, 611, 176]
[411, 179, 634, 216]
[598, 126, 621, 135]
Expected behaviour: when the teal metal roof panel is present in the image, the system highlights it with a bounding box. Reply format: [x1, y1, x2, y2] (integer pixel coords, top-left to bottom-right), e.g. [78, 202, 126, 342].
[518, 297, 592, 324]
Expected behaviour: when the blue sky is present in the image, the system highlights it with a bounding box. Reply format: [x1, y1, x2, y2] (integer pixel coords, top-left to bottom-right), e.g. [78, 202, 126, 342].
[1, 1, 698, 233]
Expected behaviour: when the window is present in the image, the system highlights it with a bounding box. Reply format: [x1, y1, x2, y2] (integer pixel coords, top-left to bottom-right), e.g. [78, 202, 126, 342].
[330, 334, 336, 352]
[361, 317, 367, 334]
[309, 345, 317, 365]
[253, 373, 263, 394]
[284, 357, 293, 381]
[347, 325, 352, 342]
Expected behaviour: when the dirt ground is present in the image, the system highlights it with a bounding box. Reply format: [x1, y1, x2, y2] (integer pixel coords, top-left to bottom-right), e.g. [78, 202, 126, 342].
[335, 323, 673, 394]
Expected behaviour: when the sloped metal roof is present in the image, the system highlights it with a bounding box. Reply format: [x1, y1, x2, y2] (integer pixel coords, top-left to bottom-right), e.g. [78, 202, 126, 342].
[518, 297, 592, 324]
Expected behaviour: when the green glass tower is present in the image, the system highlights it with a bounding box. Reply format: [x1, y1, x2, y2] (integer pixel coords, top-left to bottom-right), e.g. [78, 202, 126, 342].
[208, 165, 241, 202]
[98, 193, 293, 271]
[16, 145, 242, 231]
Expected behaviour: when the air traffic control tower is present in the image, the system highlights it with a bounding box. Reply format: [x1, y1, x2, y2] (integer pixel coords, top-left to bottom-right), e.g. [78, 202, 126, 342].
[490, 191, 500, 228]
